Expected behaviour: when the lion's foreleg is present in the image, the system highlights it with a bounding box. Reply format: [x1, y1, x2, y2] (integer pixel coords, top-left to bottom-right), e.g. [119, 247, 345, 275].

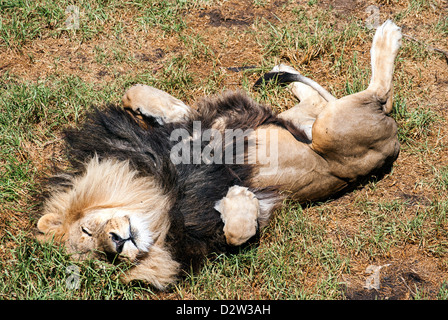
[122, 84, 195, 124]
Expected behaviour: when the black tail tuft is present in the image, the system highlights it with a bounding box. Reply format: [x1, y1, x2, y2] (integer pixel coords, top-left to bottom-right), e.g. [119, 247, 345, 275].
[253, 71, 299, 89]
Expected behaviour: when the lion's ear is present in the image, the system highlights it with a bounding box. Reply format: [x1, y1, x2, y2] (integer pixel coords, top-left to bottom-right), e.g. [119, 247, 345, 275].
[37, 213, 63, 237]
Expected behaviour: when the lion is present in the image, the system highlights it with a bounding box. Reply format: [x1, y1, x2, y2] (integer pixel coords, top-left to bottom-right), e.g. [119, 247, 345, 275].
[37, 91, 283, 289]
[37, 20, 402, 289]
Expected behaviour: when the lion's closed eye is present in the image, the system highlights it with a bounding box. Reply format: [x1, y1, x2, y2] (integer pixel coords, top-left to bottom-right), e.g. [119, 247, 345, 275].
[81, 226, 92, 236]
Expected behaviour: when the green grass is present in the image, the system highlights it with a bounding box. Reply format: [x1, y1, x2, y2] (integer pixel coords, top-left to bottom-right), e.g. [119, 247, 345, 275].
[136, 0, 188, 34]
[0, 0, 204, 49]
[0, 231, 156, 299]
[182, 203, 347, 299]
[341, 197, 448, 257]
[0, 74, 114, 206]
[392, 95, 439, 146]
[1, 0, 447, 300]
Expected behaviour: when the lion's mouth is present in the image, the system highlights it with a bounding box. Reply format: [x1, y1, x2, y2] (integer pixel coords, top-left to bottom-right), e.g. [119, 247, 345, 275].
[109, 222, 135, 253]
[104, 219, 153, 263]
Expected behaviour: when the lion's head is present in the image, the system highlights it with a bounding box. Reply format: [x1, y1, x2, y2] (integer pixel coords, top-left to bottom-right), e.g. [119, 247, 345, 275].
[38, 208, 155, 261]
[37, 156, 172, 263]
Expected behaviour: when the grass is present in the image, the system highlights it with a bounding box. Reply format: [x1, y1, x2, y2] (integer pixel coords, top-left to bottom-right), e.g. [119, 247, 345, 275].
[182, 204, 348, 299]
[0, 231, 156, 299]
[1, 0, 448, 300]
[392, 95, 439, 145]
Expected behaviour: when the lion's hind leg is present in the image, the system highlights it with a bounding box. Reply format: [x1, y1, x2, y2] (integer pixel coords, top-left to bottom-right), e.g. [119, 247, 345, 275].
[122, 84, 194, 124]
[310, 20, 401, 179]
[368, 20, 402, 113]
[214, 186, 260, 246]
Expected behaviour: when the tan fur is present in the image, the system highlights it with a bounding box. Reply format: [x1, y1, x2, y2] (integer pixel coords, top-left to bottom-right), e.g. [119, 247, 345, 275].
[250, 20, 402, 202]
[122, 84, 194, 124]
[278, 79, 328, 141]
[37, 156, 180, 289]
[214, 186, 260, 246]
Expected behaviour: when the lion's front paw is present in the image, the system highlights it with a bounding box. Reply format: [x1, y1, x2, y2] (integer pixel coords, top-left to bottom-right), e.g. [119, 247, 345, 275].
[214, 186, 260, 246]
[122, 84, 191, 124]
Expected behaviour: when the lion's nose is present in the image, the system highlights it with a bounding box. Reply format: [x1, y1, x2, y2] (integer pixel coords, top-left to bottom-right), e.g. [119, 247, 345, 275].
[110, 232, 133, 254]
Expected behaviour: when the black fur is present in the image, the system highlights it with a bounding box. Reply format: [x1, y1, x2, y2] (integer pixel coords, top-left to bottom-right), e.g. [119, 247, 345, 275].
[59, 91, 292, 272]
[197, 90, 311, 143]
[253, 71, 300, 88]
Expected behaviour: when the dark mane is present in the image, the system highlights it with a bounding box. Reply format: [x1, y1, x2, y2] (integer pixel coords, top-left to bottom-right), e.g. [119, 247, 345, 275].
[196, 90, 310, 143]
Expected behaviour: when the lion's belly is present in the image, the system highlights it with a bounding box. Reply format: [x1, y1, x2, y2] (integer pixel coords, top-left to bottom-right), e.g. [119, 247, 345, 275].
[249, 125, 348, 203]
[251, 163, 348, 203]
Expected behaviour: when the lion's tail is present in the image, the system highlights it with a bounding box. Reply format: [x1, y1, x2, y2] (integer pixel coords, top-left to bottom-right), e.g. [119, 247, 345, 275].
[253, 70, 336, 102]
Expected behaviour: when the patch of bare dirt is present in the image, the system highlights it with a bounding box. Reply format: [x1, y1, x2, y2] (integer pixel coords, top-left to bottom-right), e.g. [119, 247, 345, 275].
[344, 259, 440, 300]
[319, 0, 362, 14]
[195, 0, 283, 28]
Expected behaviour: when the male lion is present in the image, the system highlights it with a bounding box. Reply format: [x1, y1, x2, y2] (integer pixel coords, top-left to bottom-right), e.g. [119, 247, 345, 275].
[37, 21, 402, 289]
